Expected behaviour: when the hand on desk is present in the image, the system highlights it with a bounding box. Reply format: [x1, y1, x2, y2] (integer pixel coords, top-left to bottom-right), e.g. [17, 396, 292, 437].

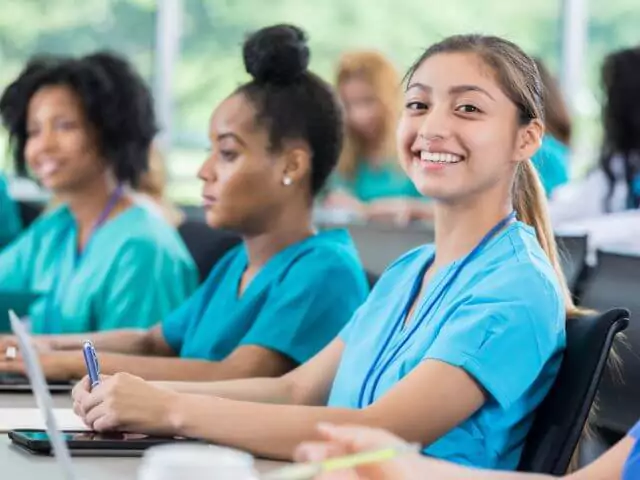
[72, 372, 179, 435]
[295, 424, 423, 480]
[0, 335, 56, 355]
[0, 350, 79, 381]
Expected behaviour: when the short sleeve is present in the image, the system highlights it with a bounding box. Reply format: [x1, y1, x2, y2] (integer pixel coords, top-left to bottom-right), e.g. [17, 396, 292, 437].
[425, 267, 564, 409]
[97, 239, 197, 330]
[239, 250, 368, 364]
[630, 421, 640, 439]
[161, 286, 206, 354]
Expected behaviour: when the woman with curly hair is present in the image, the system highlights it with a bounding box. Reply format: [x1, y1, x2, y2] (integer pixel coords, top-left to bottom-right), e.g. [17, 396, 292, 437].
[0, 51, 198, 334]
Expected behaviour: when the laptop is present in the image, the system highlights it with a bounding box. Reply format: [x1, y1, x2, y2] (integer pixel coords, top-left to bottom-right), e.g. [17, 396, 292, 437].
[6, 310, 199, 464]
[7, 310, 77, 480]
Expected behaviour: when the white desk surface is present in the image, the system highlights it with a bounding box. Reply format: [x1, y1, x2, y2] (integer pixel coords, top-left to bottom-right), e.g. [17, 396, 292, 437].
[0, 392, 284, 480]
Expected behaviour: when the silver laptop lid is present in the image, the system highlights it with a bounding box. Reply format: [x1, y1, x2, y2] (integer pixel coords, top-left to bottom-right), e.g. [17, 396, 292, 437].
[9, 310, 77, 480]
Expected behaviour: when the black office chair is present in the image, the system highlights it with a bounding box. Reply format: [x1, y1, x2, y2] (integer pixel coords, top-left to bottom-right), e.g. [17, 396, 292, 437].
[555, 234, 588, 295]
[365, 270, 379, 289]
[580, 250, 640, 436]
[17, 200, 44, 228]
[177, 220, 241, 282]
[517, 308, 629, 475]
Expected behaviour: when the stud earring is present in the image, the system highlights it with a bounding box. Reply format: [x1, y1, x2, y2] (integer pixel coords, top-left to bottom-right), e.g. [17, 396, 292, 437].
[282, 176, 293, 186]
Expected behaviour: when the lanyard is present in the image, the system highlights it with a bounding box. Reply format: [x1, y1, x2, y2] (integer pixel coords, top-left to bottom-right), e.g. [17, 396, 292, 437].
[42, 185, 124, 334]
[357, 210, 517, 408]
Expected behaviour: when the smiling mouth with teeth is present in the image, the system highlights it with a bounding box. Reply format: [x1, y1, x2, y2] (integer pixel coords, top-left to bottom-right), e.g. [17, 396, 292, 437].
[419, 151, 464, 164]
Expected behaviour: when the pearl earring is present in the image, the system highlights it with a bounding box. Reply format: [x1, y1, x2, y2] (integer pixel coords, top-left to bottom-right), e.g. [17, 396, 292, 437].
[282, 176, 293, 186]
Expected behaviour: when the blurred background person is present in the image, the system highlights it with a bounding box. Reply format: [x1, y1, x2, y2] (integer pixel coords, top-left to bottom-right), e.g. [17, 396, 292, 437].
[549, 47, 640, 260]
[532, 58, 572, 198]
[0, 51, 197, 334]
[323, 50, 433, 224]
[133, 141, 186, 227]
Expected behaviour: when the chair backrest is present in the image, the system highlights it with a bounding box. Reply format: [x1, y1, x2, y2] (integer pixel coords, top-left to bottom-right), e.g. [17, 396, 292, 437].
[344, 222, 434, 276]
[555, 234, 588, 294]
[580, 250, 640, 434]
[517, 308, 629, 475]
[177, 220, 241, 282]
[17, 200, 45, 228]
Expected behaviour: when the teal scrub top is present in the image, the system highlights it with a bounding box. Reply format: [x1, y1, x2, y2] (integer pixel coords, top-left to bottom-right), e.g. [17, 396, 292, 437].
[332, 161, 422, 202]
[531, 135, 569, 197]
[623, 420, 640, 480]
[0, 205, 198, 334]
[0, 174, 22, 248]
[162, 229, 369, 364]
[328, 222, 566, 470]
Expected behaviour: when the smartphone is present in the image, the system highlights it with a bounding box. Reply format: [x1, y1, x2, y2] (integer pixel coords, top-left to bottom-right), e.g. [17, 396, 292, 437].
[8, 429, 201, 456]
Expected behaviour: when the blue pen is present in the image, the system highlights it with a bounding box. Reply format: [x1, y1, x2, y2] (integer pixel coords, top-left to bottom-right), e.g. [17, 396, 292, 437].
[82, 340, 101, 389]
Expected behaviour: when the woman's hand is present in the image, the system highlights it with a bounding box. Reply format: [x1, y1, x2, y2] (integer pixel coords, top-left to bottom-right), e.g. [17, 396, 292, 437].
[0, 350, 81, 381]
[323, 190, 367, 216]
[0, 335, 57, 354]
[75, 372, 180, 435]
[295, 424, 424, 480]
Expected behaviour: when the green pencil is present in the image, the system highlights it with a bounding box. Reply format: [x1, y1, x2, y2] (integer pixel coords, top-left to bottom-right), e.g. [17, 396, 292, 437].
[263, 443, 421, 480]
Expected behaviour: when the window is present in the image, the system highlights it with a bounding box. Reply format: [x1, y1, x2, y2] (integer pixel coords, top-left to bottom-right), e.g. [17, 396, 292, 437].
[170, 0, 562, 202]
[0, 0, 156, 171]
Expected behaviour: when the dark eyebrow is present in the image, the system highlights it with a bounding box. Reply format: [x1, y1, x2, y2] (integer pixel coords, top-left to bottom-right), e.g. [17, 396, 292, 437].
[216, 132, 247, 146]
[449, 85, 495, 101]
[405, 82, 430, 93]
[405, 82, 495, 101]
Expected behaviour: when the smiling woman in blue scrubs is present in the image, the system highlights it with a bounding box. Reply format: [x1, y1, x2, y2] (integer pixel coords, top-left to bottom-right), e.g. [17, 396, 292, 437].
[0, 52, 197, 333]
[0, 25, 368, 383]
[72, 34, 576, 469]
[0, 173, 22, 248]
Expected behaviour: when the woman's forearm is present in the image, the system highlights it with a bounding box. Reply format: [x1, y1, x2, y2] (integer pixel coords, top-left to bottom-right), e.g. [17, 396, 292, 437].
[95, 354, 269, 382]
[168, 395, 370, 460]
[49, 329, 152, 354]
[157, 376, 296, 404]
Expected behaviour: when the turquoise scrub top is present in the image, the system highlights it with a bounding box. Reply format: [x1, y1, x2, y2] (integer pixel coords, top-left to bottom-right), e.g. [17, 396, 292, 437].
[0, 205, 198, 333]
[328, 221, 566, 470]
[162, 229, 369, 364]
[623, 420, 640, 479]
[0, 174, 22, 248]
[531, 135, 569, 197]
[332, 161, 422, 202]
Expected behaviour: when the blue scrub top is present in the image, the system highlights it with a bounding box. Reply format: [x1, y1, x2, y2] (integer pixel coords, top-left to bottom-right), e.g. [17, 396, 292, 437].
[623, 421, 640, 480]
[0, 174, 22, 248]
[162, 229, 370, 364]
[531, 135, 570, 197]
[0, 205, 198, 333]
[328, 221, 566, 470]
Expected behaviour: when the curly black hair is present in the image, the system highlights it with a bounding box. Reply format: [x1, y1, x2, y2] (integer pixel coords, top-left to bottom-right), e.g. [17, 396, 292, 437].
[0, 51, 157, 187]
[237, 24, 343, 196]
[600, 46, 640, 211]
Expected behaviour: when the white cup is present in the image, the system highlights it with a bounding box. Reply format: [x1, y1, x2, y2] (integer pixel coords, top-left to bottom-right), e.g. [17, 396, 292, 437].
[138, 443, 258, 480]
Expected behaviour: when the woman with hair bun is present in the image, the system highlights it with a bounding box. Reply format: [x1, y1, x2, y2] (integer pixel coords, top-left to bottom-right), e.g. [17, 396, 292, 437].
[1, 25, 368, 384]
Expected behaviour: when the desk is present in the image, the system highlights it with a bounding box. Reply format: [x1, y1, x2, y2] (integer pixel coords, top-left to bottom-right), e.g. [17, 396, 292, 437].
[0, 391, 73, 408]
[0, 393, 284, 479]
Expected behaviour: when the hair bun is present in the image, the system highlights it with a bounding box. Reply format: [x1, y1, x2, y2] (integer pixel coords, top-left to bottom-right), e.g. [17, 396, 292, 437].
[243, 24, 310, 85]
